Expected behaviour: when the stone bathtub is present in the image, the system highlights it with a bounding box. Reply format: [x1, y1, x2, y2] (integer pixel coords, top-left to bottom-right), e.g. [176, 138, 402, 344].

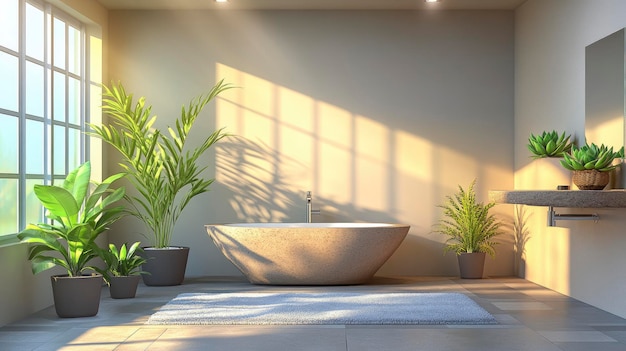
[205, 223, 410, 285]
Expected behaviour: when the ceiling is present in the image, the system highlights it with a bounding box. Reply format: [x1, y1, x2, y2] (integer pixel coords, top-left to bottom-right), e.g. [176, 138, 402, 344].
[95, 0, 528, 11]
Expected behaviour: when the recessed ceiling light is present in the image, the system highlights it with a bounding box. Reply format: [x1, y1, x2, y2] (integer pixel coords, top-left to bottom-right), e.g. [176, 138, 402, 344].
[215, 0, 228, 3]
[425, 0, 440, 3]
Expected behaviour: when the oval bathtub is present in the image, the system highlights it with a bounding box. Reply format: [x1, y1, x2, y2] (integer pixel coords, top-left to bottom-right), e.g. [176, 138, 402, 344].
[205, 223, 410, 285]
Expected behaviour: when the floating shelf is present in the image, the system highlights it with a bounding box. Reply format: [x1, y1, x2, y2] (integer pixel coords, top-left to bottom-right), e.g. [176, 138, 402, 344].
[488, 190, 626, 208]
[488, 190, 626, 226]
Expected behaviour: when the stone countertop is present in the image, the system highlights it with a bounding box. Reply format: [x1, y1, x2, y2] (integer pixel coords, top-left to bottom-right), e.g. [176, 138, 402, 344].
[488, 190, 626, 208]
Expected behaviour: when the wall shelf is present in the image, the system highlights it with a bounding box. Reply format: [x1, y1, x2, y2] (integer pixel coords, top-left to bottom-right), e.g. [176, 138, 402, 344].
[489, 189, 626, 227]
[489, 190, 626, 226]
[488, 190, 626, 208]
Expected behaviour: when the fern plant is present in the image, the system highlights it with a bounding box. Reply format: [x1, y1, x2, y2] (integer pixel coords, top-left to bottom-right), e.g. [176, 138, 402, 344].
[434, 180, 502, 257]
[90, 80, 232, 248]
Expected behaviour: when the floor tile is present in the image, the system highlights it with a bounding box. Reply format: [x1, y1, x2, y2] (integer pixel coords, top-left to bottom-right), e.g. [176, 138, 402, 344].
[145, 326, 347, 351]
[346, 327, 563, 351]
[492, 301, 553, 310]
[538, 330, 617, 342]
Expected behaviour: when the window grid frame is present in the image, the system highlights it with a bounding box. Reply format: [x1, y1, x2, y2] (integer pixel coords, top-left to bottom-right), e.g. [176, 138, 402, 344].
[0, 0, 90, 239]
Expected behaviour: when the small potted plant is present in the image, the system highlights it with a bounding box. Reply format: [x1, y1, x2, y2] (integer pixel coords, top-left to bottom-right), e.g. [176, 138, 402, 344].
[17, 161, 125, 317]
[527, 130, 573, 159]
[433, 179, 503, 279]
[560, 143, 624, 190]
[90, 80, 233, 286]
[98, 242, 147, 299]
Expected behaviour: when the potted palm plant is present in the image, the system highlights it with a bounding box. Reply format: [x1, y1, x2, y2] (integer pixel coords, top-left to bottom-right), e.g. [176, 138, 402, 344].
[560, 142, 624, 190]
[434, 179, 502, 279]
[90, 79, 232, 286]
[17, 161, 125, 317]
[97, 242, 147, 299]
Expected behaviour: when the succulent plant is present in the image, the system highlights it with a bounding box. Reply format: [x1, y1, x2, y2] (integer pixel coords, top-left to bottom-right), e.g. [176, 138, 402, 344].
[560, 143, 624, 172]
[527, 130, 573, 159]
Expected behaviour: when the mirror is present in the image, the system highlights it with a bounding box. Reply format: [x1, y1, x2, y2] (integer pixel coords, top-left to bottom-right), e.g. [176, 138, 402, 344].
[585, 28, 625, 188]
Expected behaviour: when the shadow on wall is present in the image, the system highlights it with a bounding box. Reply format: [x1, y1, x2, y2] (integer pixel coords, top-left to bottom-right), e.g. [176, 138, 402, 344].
[215, 137, 402, 224]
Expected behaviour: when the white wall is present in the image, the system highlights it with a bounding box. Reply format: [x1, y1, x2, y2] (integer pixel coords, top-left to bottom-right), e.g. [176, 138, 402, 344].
[515, 0, 626, 318]
[106, 10, 515, 279]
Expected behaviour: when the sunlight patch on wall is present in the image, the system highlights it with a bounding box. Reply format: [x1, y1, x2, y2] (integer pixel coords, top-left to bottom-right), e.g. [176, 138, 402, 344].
[524, 217, 571, 295]
[213, 62, 468, 222]
[586, 115, 623, 151]
[355, 116, 389, 212]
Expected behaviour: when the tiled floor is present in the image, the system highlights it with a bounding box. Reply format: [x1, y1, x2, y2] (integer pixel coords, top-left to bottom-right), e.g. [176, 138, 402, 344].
[1, 276, 626, 350]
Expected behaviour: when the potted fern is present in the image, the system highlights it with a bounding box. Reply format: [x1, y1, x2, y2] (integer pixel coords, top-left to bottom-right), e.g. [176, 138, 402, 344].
[90, 80, 232, 286]
[17, 161, 126, 317]
[98, 242, 147, 299]
[560, 143, 624, 190]
[434, 180, 502, 279]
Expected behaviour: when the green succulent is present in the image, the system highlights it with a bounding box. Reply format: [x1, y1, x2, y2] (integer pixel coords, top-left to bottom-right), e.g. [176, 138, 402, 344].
[527, 130, 572, 159]
[560, 143, 624, 172]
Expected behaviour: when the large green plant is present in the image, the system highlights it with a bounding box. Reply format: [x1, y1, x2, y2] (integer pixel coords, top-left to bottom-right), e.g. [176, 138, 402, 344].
[17, 161, 126, 276]
[434, 180, 502, 257]
[90, 80, 232, 248]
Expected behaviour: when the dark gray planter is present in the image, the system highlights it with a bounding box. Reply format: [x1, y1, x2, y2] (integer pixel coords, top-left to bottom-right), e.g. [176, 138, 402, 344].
[141, 246, 189, 286]
[457, 252, 486, 279]
[51, 274, 103, 318]
[109, 275, 141, 299]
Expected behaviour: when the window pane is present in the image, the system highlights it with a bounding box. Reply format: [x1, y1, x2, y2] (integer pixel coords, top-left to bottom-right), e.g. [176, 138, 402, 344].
[25, 119, 44, 174]
[68, 77, 80, 124]
[25, 3, 45, 61]
[25, 61, 45, 117]
[68, 127, 81, 171]
[0, 0, 18, 51]
[68, 25, 81, 75]
[0, 179, 18, 235]
[25, 179, 44, 226]
[0, 114, 18, 173]
[53, 71, 66, 122]
[53, 18, 66, 69]
[53, 125, 65, 175]
[0, 52, 19, 112]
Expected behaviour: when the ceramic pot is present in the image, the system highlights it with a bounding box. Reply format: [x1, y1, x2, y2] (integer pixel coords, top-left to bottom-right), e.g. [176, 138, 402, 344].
[140, 246, 189, 286]
[109, 275, 141, 299]
[457, 252, 486, 279]
[51, 274, 103, 318]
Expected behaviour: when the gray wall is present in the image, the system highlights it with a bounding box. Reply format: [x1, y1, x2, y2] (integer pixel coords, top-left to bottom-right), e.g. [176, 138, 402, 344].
[515, 0, 626, 318]
[106, 10, 515, 278]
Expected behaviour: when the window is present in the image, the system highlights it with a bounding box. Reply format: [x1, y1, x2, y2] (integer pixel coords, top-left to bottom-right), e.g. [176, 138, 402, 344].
[0, 0, 89, 240]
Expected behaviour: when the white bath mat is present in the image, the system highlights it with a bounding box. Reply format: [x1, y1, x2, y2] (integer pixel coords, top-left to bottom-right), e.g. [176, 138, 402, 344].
[146, 292, 497, 325]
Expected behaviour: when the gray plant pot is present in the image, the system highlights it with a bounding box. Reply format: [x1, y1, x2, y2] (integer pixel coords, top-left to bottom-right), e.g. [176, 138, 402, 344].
[51, 274, 103, 318]
[141, 246, 189, 286]
[457, 252, 486, 279]
[109, 275, 142, 299]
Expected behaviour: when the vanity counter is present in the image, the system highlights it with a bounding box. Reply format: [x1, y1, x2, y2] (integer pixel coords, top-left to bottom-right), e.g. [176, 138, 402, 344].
[488, 189, 626, 208]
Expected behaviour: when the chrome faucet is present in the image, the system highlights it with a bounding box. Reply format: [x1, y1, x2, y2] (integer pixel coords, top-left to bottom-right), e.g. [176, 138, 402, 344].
[306, 191, 321, 223]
